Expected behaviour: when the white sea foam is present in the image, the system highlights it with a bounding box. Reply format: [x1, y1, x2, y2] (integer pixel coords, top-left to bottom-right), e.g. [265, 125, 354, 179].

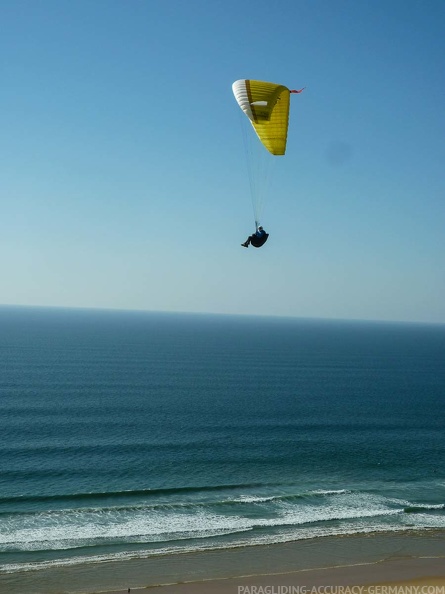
[232, 495, 277, 503]
[2, 488, 442, 555]
[0, 521, 433, 575]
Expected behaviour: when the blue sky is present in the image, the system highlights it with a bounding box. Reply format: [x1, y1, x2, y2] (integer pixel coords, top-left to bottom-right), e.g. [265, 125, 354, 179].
[1, 0, 444, 323]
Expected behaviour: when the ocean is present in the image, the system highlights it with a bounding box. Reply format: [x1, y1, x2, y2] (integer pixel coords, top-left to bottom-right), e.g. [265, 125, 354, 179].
[0, 306, 444, 592]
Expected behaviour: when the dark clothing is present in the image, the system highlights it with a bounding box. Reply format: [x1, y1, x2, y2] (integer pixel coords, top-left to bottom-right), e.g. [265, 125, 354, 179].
[250, 232, 269, 247]
[242, 228, 269, 248]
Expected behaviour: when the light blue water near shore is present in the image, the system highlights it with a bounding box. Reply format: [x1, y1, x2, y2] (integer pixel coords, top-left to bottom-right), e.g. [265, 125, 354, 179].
[0, 306, 444, 575]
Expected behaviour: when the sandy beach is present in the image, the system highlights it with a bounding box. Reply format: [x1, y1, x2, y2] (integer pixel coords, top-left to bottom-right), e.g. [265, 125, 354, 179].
[93, 531, 445, 594]
[98, 556, 445, 594]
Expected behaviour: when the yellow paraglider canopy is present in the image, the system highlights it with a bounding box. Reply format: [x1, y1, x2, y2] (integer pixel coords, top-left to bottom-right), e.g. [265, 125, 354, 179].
[232, 79, 291, 155]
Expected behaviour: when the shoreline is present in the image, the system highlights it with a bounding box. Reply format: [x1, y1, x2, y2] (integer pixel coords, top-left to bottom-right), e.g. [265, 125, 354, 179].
[1, 530, 444, 594]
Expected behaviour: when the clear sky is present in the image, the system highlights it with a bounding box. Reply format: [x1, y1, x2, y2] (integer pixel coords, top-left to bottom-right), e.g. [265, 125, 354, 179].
[1, 0, 444, 323]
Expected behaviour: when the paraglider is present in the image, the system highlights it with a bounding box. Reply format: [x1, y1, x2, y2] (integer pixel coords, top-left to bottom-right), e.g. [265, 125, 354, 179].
[232, 79, 304, 248]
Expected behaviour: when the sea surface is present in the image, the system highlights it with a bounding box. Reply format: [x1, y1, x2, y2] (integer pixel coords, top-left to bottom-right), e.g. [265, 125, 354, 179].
[0, 306, 444, 590]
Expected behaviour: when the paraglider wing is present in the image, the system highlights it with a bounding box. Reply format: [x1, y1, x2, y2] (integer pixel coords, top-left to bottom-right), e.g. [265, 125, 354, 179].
[232, 79, 291, 155]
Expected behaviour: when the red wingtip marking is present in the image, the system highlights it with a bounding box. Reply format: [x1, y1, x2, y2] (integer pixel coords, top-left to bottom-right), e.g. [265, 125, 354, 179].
[290, 87, 306, 94]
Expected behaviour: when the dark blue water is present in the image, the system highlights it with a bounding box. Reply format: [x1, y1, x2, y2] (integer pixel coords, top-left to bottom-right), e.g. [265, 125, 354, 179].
[0, 306, 444, 574]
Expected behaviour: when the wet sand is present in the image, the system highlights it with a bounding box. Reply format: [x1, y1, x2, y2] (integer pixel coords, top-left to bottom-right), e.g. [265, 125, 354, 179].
[99, 556, 445, 594]
[98, 557, 445, 594]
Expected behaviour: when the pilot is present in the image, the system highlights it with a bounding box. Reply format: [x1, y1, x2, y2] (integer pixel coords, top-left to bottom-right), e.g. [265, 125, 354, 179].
[241, 226, 269, 248]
